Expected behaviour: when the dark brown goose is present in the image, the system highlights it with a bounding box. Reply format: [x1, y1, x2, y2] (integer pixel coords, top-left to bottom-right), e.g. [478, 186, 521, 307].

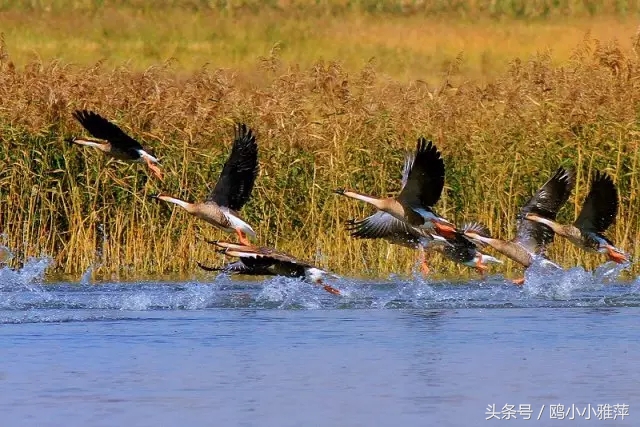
[198, 241, 341, 295]
[153, 123, 258, 245]
[525, 171, 628, 264]
[68, 110, 163, 180]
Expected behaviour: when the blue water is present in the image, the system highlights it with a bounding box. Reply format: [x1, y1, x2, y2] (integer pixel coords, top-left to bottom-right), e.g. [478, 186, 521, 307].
[1, 258, 639, 426]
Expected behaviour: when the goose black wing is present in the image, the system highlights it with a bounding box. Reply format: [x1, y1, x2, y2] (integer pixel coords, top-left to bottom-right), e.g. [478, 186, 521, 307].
[240, 249, 310, 278]
[207, 123, 259, 211]
[72, 110, 143, 152]
[574, 171, 618, 234]
[397, 138, 445, 209]
[462, 222, 491, 238]
[442, 230, 477, 263]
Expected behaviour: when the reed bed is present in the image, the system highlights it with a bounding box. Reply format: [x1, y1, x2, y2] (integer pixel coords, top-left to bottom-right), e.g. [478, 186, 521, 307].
[1, 35, 640, 281]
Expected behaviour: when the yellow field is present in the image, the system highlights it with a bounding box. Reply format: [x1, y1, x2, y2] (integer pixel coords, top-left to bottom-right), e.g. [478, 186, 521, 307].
[0, 1, 637, 82]
[1, 1, 639, 281]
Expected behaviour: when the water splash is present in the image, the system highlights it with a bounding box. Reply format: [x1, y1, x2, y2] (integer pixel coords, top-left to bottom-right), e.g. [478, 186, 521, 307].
[593, 261, 631, 282]
[77, 222, 108, 285]
[0, 259, 640, 324]
[523, 258, 631, 300]
[79, 265, 94, 285]
[378, 277, 436, 309]
[257, 277, 326, 309]
[0, 256, 52, 290]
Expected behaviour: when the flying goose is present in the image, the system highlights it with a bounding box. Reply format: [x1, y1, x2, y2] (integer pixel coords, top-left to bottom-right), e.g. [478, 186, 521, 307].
[152, 123, 258, 245]
[68, 110, 163, 180]
[199, 241, 341, 295]
[463, 166, 575, 284]
[435, 223, 503, 275]
[525, 171, 628, 263]
[335, 137, 456, 239]
[346, 214, 501, 275]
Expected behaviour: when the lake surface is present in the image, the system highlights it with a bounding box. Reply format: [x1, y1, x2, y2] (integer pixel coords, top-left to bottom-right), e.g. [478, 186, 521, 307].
[1, 258, 639, 426]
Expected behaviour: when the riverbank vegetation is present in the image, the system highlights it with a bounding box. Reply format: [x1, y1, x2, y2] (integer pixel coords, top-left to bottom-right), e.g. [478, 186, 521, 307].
[0, 2, 639, 280]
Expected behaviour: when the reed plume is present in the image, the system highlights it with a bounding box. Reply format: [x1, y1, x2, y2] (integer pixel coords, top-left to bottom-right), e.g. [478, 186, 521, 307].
[1, 36, 639, 280]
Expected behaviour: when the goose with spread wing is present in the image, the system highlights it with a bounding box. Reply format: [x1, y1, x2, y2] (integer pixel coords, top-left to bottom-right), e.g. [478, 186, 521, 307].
[198, 241, 341, 295]
[525, 171, 628, 263]
[346, 214, 501, 275]
[335, 138, 457, 239]
[436, 223, 503, 275]
[67, 110, 163, 180]
[152, 123, 258, 245]
[345, 210, 439, 275]
[463, 166, 575, 284]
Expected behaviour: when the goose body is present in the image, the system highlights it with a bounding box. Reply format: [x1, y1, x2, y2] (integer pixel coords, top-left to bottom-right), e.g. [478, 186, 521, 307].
[336, 138, 458, 274]
[154, 196, 256, 239]
[435, 223, 503, 274]
[153, 123, 259, 245]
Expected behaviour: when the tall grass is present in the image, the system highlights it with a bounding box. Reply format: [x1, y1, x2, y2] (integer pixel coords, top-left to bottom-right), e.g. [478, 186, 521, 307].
[1, 34, 640, 280]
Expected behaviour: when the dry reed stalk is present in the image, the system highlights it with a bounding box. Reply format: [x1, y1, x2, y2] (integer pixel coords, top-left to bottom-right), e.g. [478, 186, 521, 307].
[0, 36, 639, 280]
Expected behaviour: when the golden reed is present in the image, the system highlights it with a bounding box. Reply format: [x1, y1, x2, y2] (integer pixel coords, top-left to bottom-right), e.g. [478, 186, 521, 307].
[0, 36, 639, 280]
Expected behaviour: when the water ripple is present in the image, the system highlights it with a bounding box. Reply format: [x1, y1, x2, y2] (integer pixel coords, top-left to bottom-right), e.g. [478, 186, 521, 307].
[1, 258, 640, 324]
